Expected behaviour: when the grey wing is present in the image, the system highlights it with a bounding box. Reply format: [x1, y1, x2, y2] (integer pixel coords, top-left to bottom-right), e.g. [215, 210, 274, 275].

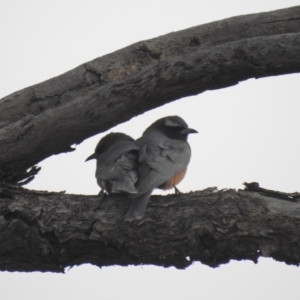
[135, 139, 191, 195]
[96, 147, 139, 194]
[98, 140, 139, 164]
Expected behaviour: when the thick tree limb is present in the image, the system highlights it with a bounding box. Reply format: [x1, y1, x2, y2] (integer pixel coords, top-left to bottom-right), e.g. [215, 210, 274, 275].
[0, 6, 300, 181]
[0, 184, 300, 272]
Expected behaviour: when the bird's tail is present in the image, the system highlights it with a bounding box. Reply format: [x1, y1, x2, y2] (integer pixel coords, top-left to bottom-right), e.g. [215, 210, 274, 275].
[125, 190, 152, 221]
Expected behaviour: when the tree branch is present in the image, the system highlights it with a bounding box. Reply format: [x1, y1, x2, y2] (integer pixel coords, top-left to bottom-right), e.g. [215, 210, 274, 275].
[1, 6, 300, 181]
[0, 184, 300, 272]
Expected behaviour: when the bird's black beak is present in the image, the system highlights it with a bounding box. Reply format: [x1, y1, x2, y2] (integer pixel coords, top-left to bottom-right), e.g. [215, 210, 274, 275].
[85, 153, 97, 162]
[180, 128, 198, 135]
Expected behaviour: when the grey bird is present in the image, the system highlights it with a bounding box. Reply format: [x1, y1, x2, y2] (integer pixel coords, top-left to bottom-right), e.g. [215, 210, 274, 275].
[125, 115, 198, 221]
[85, 132, 140, 194]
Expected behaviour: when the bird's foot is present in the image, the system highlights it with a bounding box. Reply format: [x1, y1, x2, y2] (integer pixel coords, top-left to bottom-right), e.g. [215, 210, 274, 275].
[174, 185, 181, 195]
[98, 189, 108, 198]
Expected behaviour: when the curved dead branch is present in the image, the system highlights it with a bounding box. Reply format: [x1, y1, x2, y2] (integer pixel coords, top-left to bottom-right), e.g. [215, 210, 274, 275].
[0, 6, 300, 181]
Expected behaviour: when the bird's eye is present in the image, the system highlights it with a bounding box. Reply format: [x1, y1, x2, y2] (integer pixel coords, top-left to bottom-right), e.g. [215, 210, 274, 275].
[173, 126, 183, 132]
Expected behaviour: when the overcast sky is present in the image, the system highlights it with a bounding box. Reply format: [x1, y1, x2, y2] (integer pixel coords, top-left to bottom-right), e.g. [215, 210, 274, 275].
[1, 1, 300, 299]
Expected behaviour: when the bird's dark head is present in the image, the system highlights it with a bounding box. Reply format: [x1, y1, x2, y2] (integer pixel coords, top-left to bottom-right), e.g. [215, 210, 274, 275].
[85, 132, 135, 161]
[145, 115, 198, 141]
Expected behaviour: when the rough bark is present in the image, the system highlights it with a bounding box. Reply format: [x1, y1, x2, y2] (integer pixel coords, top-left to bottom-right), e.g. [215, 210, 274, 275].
[0, 184, 300, 272]
[1, 6, 300, 181]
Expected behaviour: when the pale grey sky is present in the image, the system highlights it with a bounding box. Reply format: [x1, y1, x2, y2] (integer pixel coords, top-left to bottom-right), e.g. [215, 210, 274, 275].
[1, 1, 300, 299]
